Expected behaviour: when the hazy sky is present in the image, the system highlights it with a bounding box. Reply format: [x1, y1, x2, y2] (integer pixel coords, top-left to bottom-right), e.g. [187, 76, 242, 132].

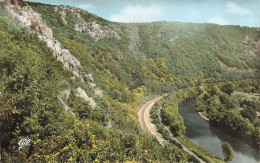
[27, 0, 260, 27]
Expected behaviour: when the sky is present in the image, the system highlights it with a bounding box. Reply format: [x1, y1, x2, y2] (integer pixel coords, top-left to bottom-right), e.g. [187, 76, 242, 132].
[26, 0, 260, 27]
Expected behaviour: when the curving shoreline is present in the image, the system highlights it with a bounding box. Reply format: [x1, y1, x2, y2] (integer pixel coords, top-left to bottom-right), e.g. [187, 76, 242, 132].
[138, 95, 207, 163]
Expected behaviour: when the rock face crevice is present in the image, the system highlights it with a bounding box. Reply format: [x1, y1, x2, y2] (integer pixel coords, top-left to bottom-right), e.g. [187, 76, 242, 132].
[2, 0, 103, 109]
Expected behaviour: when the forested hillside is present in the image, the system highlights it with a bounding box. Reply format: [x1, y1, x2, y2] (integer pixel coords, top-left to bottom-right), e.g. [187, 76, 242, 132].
[0, 0, 259, 162]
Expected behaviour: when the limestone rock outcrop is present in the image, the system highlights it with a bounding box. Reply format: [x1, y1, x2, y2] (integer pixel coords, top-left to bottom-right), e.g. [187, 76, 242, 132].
[59, 89, 96, 110]
[54, 6, 121, 40]
[83, 74, 103, 97]
[76, 87, 96, 109]
[4, 2, 81, 78]
[1, 0, 27, 6]
[2, 1, 103, 107]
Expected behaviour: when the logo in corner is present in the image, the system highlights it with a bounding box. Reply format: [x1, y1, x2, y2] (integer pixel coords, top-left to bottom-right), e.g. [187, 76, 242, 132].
[18, 138, 31, 150]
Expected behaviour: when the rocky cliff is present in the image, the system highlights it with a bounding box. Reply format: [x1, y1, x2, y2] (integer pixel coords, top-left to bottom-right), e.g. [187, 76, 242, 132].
[1, 0, 27, 6]
[1, 0, 103, 109]
[54, 6, 121, 40]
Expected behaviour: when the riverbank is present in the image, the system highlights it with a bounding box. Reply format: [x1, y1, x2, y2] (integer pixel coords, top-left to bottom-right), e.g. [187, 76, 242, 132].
[198, 112, 209, 121]
[157, 88, 224, 162]
[179, 99, 259, 163]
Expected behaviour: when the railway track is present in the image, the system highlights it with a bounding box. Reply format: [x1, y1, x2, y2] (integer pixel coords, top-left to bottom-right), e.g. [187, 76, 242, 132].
[138, 94, 206, 163]
[138, 94, 168, 145]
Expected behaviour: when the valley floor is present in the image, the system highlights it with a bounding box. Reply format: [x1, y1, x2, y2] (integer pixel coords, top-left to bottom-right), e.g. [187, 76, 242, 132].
[138, 95, 206, 163]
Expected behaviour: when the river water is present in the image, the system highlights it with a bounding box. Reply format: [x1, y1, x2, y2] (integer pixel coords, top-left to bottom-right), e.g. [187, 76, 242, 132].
[178, 99, 259, 163]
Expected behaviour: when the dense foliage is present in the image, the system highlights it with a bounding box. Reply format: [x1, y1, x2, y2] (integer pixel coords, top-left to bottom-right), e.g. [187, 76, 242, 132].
[150, 101, 172, 141]
[196, 80, 260, 145]
[161, 87, 199, 135]
[1, 1, 259, 162]
[222, 142, 234, 162]
[150, 100, 223, 162]
[0, 5, 172, 162]
[135, 22, 259, 80]
[159, 80, 259, 161]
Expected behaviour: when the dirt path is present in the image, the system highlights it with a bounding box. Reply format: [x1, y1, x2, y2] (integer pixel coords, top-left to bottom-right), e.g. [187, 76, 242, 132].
[138, 95, 206, 163]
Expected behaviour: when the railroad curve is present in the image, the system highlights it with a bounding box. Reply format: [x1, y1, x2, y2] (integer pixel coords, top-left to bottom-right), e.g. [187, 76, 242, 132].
[138, 94, 206, 163]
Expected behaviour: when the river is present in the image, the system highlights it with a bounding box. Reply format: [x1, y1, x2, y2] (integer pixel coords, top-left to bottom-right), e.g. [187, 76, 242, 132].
[178, 99, 259, 163]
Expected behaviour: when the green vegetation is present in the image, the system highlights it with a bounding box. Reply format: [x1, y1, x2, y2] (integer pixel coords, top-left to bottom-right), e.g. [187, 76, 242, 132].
[142, 57, 180, 83]
[1, 1, 259, 162]
[215, 52, 259, 69]
[220, 82, 235, 95]
[161, 87, 199, 135]
[196, 80, 260, 145]
[79, 11, 108, 26]
[150, 101, 172, 141]
[156, 89, 223, 162]
[67, 93, 107, 124]
[0, 5, 164, 162]
[222, 142, 234, 162]
[136, 22, 259, 80]
[149, 101, 218, 162]
[158, 80, 259, 161]
[177, 136, 223, 163]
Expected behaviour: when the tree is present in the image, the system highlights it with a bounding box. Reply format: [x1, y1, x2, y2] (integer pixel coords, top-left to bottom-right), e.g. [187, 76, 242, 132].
[221, 82, 235, 95]
[240, 108, 256, 123]
[155, 57, 168, 73]
[219, 94, 235, 109]
[222, 142, 234, 162]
